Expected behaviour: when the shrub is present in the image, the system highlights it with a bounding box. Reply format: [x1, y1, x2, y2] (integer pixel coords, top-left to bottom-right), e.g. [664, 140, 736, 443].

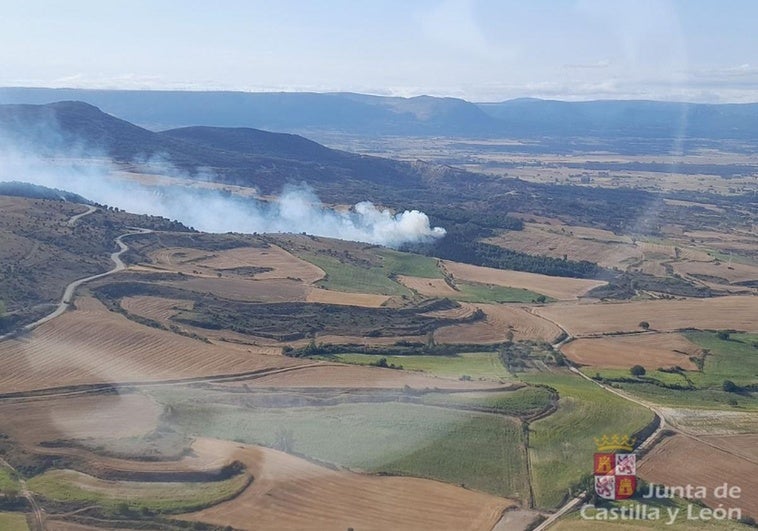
[723, 379, 739, 393]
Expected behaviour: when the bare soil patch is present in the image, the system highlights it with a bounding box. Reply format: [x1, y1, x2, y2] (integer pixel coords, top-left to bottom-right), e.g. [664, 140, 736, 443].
[701, 434, 758, 462]
[562, 333, 701, 370]
[442, 260, 606, 300]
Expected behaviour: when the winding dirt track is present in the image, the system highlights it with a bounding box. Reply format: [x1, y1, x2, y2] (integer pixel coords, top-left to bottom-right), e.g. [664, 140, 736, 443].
[1, 204, 151, 340]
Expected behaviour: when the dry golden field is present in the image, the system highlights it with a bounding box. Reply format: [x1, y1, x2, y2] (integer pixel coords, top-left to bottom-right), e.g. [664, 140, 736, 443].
[561, 333, 701, 370]
[534, 296, 758, 337]
[165, 276, 310, 302]
[305, 287, 391, 307]
[397, 274, 460, 297]
[180, 438, 516, 531]
[485, 223, 641, 270]
[0, 297, 302, 394]
[147, 244, 325, 283]
[441, 260, 606, 300]
[434, 303, 563, 344]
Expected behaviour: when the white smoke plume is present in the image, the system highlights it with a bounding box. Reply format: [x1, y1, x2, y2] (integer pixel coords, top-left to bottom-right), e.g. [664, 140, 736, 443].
[0, 147, 445, 248]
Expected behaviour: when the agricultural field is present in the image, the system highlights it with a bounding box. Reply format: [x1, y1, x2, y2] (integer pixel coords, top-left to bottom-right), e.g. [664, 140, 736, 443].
[639, 434, 758, 520]
[485, 222, 641, 270]
[27, 468, 251, 514]
[562, 333, 702, 370]
[442, 260, 606, 300]
[179, 439, 515, 531]
[332, 351, 513, 381]
[0, 296, 302, 394]
[152, 394, 531, 500]
[0, 513, 28, 531]
[519, 371, 654, 509]
[535, 296, 758, 337]
[434, 303, 563, 344]
[580, 331, 758, 410]
[228, 363, 502, 390]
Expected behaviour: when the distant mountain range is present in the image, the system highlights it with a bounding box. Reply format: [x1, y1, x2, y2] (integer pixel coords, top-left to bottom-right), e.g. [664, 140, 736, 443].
[1, 87, 756, 140]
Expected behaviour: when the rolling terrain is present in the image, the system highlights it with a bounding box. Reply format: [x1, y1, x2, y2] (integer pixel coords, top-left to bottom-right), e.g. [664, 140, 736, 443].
[0, 93, 756, 530]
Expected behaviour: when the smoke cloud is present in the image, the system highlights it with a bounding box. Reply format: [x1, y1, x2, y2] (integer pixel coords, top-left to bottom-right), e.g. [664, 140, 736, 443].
[0, 146, 445, 248]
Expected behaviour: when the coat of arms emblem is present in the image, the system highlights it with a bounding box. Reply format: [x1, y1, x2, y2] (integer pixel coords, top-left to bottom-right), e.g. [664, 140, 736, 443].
[593, 434, 637, 500]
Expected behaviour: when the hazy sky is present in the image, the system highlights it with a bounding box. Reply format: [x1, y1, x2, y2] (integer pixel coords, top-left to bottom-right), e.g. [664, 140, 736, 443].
[1, 0, 755, 102]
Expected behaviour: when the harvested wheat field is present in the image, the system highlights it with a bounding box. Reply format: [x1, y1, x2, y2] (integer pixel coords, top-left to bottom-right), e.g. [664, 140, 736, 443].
[535, 296, 758, 337]
[0, 297, 303, 394]
[305, 287, 390, 307]
[673, 259, 758, 285]
[166, 277, 309, 302]
[0, 392, 159, 445]
[701, 434, 758, 462]
[434, 304, 563, 344]
[120, 295, 193, 322]
[561, 333, 701, 370]
[180, 438, 515, 531]
[194, 245, 326, 283]
[397, 275, 460, 297]
[485, 224, 641, 270]
[442, 260, 606, 300]
[639, 434, 758, 519]
[232, 364, 504, 390]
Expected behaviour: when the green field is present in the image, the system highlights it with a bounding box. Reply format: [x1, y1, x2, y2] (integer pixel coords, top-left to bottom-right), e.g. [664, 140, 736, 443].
[584, 332, 758, 410]
[688, 332, 758, 387]
[333, 352, 512, 380]
[0, 513, 28, 531]
[0, 467, 19, 494]
[296, 248, 442, 296]
[420, 386, 555, 417]
[160, 398, 529, 499]
[377, 249, 444, 278]
[520, 371, 654, 510]
[298, 251, 411, 295]
[454, 280, 551, 303]
[27, 469, 250, 514]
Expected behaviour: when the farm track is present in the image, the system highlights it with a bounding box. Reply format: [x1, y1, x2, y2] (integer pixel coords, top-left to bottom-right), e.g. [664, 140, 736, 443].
[1, 204, 150, 341]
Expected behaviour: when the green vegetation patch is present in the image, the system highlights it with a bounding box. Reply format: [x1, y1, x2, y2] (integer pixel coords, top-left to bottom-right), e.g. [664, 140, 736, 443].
[0, 513, 29, 531]
[333, 352, 513, 380]
[27, 469, 250, 514]
[587, 332, 758, 410]
[420, 386, 555, 417]
[520, 371, 654, 510]
[453, 281, 551, 303]
[377, 249, 444, 278]
[0, 468, 20, 494]
[298, 251, 411, 296]
[161, 399, 528, 499]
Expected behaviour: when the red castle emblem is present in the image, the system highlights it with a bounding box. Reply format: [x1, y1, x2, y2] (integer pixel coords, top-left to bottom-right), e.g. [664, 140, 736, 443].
[593, 434, 637, 500]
